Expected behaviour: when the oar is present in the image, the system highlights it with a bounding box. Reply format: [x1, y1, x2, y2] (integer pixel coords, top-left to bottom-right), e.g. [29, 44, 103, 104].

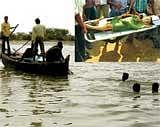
[13, 40, 31, 55]
[10, 24, 19, 36]
[0, 24, 18, 40]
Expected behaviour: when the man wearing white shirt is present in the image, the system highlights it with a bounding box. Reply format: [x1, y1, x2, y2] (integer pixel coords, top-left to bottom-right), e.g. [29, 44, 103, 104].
[95, 0, 109, 18]
[75, 0, 87, 61]
[32, 18, 46, 61]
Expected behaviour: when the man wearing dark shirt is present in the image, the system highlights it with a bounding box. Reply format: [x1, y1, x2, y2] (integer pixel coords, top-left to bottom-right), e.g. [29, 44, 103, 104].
[46, 41, 64, 62]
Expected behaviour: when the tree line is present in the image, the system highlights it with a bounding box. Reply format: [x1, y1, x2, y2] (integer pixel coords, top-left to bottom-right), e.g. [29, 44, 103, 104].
[10, 28, 74, 41]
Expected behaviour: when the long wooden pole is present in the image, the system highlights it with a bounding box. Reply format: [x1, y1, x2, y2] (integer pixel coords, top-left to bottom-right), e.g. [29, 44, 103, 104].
[13, 40, 31, 54]
[10, 24, 19, 36]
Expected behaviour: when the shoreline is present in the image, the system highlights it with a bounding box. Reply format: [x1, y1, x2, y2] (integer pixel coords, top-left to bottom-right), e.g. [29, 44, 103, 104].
[86, 38, 160, 62]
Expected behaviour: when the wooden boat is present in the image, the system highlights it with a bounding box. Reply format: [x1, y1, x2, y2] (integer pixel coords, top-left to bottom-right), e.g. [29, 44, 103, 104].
[1, 53, 70, 76]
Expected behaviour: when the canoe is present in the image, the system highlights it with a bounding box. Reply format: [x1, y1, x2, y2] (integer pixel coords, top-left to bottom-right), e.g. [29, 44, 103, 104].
[1, 53, 70, 76]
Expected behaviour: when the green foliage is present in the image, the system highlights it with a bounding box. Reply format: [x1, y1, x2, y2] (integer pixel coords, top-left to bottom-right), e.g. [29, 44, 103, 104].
[10, 28, 74, 41]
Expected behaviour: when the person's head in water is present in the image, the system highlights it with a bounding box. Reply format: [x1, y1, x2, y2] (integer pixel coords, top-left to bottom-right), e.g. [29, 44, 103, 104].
[122, 72, 129, 81]
[35, 18, 40, 24]
[133, 83, 140, 93]
[152, 82, 159, 93]
[57, 41, 63, 49]
[4, 16, 8, 23]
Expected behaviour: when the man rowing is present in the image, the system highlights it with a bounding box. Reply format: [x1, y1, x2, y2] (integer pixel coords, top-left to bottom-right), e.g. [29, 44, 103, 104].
[1, 16, 16, 55]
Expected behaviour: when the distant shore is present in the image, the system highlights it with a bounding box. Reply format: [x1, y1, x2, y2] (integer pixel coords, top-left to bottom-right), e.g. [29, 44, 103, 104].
[9, 28, 75, 42]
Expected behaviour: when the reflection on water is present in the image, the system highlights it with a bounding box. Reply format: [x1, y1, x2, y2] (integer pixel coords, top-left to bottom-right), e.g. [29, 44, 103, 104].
[0, 42, 160, 127]
[0, 68, 71, 127]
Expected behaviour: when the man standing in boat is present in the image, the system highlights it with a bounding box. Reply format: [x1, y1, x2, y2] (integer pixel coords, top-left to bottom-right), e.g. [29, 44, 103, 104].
[1, 16, 15, 55]
[32, 18, 46, 61]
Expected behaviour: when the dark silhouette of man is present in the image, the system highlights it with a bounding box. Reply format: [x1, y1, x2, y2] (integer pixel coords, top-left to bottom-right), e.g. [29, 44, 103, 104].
[46, 41, 64, 62]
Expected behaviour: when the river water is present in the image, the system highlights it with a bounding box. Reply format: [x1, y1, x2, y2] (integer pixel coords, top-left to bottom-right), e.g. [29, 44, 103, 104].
[0, 41, 160, 127]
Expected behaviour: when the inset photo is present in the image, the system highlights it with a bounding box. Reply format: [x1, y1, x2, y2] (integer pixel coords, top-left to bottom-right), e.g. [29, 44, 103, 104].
[75, 0, 160, 62]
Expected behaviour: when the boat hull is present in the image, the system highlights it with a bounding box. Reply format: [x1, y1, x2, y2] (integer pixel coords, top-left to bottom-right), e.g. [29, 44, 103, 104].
[1, 53, 70, 76]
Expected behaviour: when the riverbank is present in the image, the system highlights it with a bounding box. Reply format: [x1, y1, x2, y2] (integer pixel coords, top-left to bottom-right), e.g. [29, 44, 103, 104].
[86, 38, 160, 62]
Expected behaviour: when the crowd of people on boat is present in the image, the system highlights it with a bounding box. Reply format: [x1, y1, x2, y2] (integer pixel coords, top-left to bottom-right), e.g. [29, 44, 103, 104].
[75, 0, 160, 62]
[1, 16, 64, 62]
